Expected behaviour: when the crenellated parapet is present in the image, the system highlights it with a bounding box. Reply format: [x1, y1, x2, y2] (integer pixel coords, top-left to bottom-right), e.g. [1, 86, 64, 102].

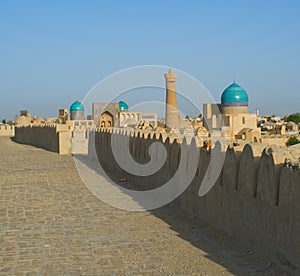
[94, 127, 300, 272]
[10, 124, 300, 271]
[13, 124, 72, 154]
[0, 125, 15, 137]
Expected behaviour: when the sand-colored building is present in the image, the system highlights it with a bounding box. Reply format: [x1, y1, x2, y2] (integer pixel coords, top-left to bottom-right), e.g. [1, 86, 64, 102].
[92, 101, 157, 129]
[203, 82, 261, 142]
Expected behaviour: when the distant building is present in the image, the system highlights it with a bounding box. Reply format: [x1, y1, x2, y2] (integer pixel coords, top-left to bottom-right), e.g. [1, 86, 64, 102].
[203, 82, 261, 142]
[58, 109, 68, 124]
[92, 102, 119, 127]
[165, 68, 179, 129]
[92, 101, 157, 129]
[14, 110, 32, 126]
[70, 101, 84, 120]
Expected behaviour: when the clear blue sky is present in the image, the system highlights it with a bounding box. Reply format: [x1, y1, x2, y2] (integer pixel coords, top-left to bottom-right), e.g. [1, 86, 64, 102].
[1, 0, 299, 121]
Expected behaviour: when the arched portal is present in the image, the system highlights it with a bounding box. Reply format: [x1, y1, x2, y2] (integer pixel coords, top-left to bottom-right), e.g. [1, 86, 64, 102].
[98, 111, 114, 128]
[212, 114, 217, 129]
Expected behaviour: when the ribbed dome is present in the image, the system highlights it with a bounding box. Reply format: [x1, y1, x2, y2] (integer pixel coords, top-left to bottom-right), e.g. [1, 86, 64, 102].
[119, 101, 128, 111]
[221, 83, 248, 104]
[70, 101, 84, 112]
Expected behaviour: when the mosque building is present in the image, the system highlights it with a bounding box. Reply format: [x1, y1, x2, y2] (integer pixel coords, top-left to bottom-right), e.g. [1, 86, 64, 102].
[68, 100, 157, 129]
[203, 82, 261, 142]
[67, 71, 260, 142]
[70, 101, 85, 120]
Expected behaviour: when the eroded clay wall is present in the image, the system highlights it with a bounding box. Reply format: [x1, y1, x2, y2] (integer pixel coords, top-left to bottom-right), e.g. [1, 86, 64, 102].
[0, 125, 15, 137]
[95, 128, 300, 273]
[13, 125, 72, 154]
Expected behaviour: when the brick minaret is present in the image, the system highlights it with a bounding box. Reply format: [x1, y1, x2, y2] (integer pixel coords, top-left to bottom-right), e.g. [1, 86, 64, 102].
[165, 68, 179, 129]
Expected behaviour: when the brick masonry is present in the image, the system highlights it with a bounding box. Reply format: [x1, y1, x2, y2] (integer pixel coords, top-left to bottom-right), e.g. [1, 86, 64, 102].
[0, 136, 289, 274]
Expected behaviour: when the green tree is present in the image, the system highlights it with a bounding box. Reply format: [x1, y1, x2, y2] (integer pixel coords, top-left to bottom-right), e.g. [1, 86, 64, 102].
[1, 119, 6, 124]
[284, 113, 300, 124]
[261, 126, 269, 132]
[286, 136, 300, 147]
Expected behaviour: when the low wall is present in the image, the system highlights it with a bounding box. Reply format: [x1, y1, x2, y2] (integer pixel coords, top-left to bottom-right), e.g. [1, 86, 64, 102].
[261, 136, 289, 147]
[94, 128, 300, 273]
[72, 129, 89, 155]
[0, 125, 15, 137]
[13, 124, 72, 154]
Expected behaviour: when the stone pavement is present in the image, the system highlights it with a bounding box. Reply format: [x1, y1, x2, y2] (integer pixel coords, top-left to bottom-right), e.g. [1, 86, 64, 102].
[0, 137, 288, 275]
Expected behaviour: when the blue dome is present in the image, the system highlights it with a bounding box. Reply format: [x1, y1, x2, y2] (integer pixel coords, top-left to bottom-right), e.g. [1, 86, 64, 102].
[221, 83, 248, 104]
[119, 101, 128, 111]
[70, 101, 84, 112]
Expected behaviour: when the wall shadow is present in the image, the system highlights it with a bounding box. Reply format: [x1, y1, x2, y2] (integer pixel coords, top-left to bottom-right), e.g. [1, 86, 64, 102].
[73, 151, 292, 275]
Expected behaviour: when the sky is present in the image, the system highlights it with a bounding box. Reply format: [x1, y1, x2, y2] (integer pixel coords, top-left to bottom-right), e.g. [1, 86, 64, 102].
[0, 0, 299, 121]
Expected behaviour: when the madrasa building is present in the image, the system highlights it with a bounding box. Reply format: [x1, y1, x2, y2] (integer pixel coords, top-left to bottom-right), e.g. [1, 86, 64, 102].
[67, 100, 158, 130]
[203, 82, 261, 142]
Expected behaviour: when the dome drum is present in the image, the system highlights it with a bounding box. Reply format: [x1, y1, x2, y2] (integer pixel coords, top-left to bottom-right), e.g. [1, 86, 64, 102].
[70, 110, 84, 120]
[222, 105, 249, 114]
[222, 101, 248, 107]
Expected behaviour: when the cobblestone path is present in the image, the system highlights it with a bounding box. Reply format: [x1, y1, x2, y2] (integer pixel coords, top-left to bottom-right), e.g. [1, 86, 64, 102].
[0, 137, 288, 275]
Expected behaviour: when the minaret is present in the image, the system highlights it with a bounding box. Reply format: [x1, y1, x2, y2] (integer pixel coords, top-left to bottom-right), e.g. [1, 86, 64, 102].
[165, 68, 179, 129]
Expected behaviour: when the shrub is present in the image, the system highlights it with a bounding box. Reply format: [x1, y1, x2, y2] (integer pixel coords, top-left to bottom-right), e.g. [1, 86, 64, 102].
[284, 113, 300, 124]
[286, 136, 300, 147]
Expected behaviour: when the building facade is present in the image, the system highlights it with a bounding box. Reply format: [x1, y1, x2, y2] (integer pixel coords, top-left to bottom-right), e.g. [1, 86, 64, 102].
[203, 82, 261, 142]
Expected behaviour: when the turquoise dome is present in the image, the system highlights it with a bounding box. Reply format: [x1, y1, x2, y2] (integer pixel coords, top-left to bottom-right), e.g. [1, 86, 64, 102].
[70, 101, 84, 112]
[119, 101, 128, 111]
[221, 83, 248, 104]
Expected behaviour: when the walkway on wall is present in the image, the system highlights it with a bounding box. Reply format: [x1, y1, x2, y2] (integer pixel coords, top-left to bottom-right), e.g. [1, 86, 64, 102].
[0, 137, 288, 274]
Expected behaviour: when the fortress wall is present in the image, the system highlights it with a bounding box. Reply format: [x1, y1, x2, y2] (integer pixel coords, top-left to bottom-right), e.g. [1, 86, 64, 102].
[95, 128, 300, 272]
[72, 130, 89, 155]
[261, 136, 289, 147]
[0, 125, 15, 137]
[12, 125, 299, 270]
[14, 125, 72, 154]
